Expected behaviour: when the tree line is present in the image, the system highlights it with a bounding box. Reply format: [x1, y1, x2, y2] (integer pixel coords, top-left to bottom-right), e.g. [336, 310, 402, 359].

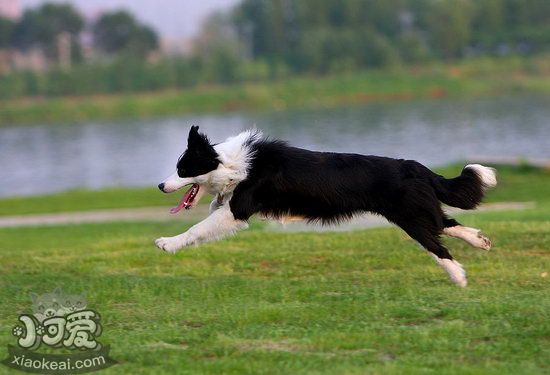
[232, 0, 549, 73]
[0, 0, 548, 99]
[0, 3, 158, 63]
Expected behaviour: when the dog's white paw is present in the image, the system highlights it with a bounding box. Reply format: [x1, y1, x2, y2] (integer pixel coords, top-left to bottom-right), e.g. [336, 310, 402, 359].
[429, 253, 468, 287]
[475, 231, 492, 251]
[444, 226, 492, 251]
[155, 235, 187, 253]
[464, 227, 492, 250]
[440, 259, 468, 288]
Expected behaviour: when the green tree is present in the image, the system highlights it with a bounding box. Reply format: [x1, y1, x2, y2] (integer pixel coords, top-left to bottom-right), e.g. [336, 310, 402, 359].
[92, 11, 158, 58]
[470, 0, 505, 48]
[426, 0, 474, 59]
[0, 17, 14, 49]
[194, 12, 244, 83]
[397, 33, 430, 63]
[12, 3, 83, 61]
[233, 0, 406, 72]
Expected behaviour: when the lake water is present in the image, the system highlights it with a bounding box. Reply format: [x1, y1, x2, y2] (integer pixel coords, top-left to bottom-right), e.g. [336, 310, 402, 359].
[1, 95, 548, 197]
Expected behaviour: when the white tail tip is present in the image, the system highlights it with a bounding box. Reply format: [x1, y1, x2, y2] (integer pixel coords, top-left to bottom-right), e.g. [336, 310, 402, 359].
[465, 164, 497, 189]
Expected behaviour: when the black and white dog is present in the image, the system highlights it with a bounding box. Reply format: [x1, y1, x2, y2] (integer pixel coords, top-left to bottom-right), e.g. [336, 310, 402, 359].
[156, 126, 497, 287]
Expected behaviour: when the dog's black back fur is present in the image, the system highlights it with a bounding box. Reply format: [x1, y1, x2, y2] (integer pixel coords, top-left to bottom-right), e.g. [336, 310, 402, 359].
[230, 138, 488, 262]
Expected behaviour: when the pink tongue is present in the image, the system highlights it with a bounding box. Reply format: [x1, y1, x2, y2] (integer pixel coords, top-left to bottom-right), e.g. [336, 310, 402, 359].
[170, 184, 199, 214]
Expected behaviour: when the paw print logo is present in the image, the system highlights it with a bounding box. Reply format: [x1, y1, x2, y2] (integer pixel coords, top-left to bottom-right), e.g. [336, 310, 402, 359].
[36, 325, 45, 335]
[12, 326, 24, 337]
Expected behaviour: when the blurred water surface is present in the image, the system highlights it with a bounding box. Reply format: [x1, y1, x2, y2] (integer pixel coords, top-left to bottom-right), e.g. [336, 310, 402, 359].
[1, 95, 548, 197]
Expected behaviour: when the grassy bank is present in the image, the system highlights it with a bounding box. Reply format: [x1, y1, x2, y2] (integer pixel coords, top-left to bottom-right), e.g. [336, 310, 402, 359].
[0, 165, 548, 374]
[0, 187, 172, 216]
[1, 56, 549, 126]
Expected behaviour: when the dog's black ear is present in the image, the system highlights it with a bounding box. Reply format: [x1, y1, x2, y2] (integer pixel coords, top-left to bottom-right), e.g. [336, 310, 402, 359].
[179, 125, 219, 176]
[187, 125, 212, 150]
[188, 125, 204, 145]
[188, 125, 200, 141]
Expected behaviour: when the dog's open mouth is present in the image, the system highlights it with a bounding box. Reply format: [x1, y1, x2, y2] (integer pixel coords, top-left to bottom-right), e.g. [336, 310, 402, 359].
[170, 184, 200, 214]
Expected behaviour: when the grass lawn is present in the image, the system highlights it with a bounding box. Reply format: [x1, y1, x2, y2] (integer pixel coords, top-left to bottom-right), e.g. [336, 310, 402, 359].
[0, 165, 548, 374]
[0, 187, 174, 217]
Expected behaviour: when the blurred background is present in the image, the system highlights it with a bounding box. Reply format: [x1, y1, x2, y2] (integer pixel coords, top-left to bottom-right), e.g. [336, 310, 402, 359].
[0, 0, 548, 197]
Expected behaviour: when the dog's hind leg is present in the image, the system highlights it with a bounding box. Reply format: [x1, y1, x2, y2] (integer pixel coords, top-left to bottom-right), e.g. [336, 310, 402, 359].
[386, 185, 467, 287]
[398, 221, 467, 287]
[442, 217, 491, 251]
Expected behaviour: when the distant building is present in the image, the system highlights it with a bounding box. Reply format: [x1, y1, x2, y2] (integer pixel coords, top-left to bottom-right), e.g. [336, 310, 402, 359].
[11, 48, 48, 72]
[0, 0, 21, 73]
[160, 37, 194, 56]
[0, 0, 52, 73]
[0, 0, 20, 20]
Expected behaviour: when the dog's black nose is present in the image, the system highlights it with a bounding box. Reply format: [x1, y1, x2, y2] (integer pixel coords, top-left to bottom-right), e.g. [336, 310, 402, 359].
[158, 183, 165, 191]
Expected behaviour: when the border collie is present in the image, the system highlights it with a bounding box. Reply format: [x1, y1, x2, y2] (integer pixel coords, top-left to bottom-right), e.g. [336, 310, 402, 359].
[156, 126, 497, 287]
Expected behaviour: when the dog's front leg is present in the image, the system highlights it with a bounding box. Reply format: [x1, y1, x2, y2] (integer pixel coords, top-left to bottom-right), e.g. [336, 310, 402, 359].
[209, 193, 225, 214]
[155, 205, 248, 253]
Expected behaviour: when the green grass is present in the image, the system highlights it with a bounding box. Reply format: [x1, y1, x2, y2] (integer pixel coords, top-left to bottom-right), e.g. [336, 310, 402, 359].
[0, 187, 173, 216]
[0, 165, 548, 374]
[1, 55, 549, 126]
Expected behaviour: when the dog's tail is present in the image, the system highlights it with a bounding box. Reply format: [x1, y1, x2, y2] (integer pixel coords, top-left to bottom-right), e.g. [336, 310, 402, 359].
[431, 164, 497, 209]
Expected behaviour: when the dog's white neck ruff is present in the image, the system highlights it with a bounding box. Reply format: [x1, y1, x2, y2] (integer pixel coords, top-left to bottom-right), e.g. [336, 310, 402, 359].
[205, 129, 262, 196]
[161, 129, 262, 201]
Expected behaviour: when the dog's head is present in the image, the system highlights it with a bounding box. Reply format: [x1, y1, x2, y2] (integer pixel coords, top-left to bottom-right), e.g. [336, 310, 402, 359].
[158, 126, 220, 212]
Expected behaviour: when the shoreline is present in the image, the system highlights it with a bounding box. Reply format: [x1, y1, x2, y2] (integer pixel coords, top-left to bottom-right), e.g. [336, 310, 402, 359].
[1, 57, 548, 126]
